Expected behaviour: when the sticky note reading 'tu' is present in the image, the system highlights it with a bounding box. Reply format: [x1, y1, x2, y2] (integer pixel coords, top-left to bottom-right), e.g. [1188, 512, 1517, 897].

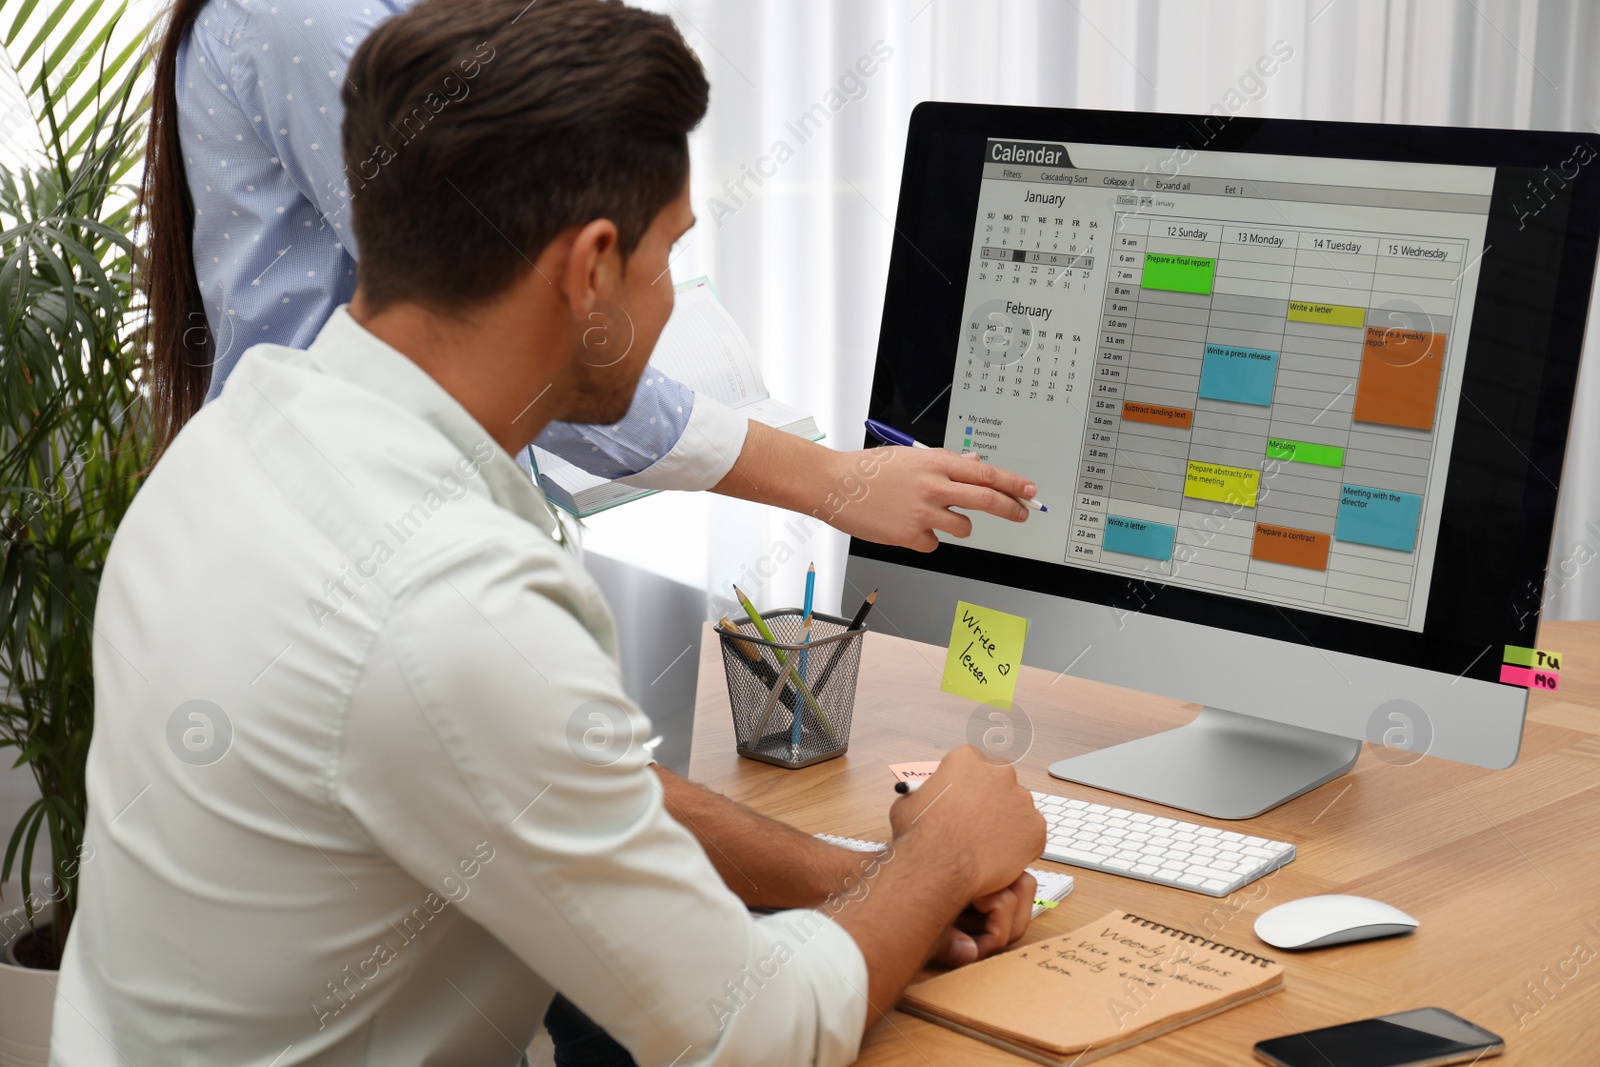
[940, 600, 1029, 709]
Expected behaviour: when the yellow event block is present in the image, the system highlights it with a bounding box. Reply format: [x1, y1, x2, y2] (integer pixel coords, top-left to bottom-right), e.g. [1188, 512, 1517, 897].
[1287, 300, 1365, 328]
[941, 600, 1029, 710]
[1184, 460, 1261, 508]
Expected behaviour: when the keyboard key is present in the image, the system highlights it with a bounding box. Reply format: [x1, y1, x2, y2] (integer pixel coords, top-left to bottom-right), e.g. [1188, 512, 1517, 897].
[1045, 846, 1103, 866]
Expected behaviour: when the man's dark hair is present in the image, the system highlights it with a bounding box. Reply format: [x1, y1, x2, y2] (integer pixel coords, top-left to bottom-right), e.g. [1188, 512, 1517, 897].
[342, 0, 708, 311]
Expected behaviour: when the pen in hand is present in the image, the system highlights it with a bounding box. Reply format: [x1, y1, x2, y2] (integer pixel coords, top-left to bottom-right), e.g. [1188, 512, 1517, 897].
[864, 419, 1048, 513]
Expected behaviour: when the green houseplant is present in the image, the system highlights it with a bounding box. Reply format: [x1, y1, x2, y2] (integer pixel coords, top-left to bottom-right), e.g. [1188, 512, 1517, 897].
[0, 0, 150, 986]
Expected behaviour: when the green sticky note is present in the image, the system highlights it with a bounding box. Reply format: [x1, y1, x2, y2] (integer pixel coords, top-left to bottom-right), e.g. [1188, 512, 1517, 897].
[941, 600, 1029, 709]
[1504, 645, 1563, 671]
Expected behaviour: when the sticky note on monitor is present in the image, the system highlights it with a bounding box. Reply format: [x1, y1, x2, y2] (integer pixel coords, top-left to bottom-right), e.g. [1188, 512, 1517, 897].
[941, 601, 1028, 709]
[1500, 663, 1559, 691]
[1503, 645, 1562, 672]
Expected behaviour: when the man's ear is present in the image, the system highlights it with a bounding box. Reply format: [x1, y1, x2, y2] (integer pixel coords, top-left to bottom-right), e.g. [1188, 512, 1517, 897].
[562, 218, 621, 316]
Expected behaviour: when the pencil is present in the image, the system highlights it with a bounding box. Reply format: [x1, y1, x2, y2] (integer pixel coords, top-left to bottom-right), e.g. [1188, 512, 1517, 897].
[718, 616, 792, 703]
[847, 589, 878, 632]
[793, 613, 813, 748]
[811, 590, 877, 695]
[796, 563, 816, 748]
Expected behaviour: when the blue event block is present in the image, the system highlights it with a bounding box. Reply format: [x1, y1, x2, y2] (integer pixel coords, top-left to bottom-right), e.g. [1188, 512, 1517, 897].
[1103, 515, 1177, 560]
[1198, 344, 1279, 406]
[1335, 484, 1422, 552]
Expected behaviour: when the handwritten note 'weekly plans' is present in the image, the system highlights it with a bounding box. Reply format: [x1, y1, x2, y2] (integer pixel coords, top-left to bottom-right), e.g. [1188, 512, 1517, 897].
[940, 600, 1029, 710]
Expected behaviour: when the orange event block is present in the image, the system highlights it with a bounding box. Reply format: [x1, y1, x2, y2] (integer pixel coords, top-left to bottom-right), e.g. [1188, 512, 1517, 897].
[1121, 400, 1193, 430]
[1353, 327, 1446, 431]
[1252, 522, 1330, 571]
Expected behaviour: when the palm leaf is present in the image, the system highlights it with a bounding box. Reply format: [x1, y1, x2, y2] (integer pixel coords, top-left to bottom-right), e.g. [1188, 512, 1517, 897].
[0, 0, 153, 964]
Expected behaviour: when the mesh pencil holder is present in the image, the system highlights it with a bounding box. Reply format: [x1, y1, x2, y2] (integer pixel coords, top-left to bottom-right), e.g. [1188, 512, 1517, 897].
[718, 609, 863, 769]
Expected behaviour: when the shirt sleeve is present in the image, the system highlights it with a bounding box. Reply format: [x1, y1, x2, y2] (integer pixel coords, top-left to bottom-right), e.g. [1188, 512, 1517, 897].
[339, 539, 867, 1067]
[534, 379, 750, 490]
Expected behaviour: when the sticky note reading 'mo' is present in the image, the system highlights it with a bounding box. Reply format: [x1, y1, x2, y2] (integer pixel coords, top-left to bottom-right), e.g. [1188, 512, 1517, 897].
[941, 601, 1029, 709]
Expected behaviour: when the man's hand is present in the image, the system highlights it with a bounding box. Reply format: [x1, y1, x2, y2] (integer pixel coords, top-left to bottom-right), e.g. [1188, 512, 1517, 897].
[930, 870, 1038, 967]
[711, 423, 1038, 553]
[821, 446, 1037, 552]
[831, 745, 1045, 1023]
[888, 744, 1045, 898]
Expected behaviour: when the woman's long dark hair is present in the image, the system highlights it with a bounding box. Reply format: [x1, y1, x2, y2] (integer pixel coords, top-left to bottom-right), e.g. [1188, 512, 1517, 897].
[141, 0, 216, 456]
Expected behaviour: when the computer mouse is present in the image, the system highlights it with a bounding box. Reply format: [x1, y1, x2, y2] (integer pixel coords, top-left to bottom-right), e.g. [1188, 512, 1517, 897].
[1254, 894, 1419, 950]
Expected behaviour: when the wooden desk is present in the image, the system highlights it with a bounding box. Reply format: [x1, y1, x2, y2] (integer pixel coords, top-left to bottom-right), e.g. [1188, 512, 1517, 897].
[689, 621, 1599, 1065]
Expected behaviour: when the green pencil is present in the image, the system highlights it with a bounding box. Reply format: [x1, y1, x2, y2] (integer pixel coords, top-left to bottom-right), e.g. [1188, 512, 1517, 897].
[731, 585, 835, 738]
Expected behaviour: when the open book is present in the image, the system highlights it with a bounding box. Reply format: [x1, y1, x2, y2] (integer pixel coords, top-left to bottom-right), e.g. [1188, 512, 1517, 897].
[900, 910, 1285, 1065]
[529, 277, 823, 517]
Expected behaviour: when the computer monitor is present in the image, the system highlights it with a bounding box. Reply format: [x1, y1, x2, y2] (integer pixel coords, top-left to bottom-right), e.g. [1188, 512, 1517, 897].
[846, 104, 1599, 819]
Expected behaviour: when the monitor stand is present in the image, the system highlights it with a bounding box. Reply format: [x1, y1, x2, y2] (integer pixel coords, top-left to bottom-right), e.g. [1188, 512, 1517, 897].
[1047, 707, 1363, 820]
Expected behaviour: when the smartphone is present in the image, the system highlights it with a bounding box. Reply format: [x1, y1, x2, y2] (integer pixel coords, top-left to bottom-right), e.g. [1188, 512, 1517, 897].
[1254, 1007, 1504, 1067]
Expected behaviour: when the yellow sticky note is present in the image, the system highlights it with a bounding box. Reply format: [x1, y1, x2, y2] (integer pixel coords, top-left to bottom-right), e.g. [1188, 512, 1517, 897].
[941, 601, 1029, 710]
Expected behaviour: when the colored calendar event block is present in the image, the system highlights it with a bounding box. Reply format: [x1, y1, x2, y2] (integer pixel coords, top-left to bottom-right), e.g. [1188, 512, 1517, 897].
[1103, 515, 1177, 560]
[1251, 522, 1331, 570]
[1184, 460, 1260, 508]
[1353, 327, 1447, 431]
[1198, 344, 1279, 406]
[1141, 253, 1215, 295]
[1265, 437, 1344, 467]
[1287, 301, 1365, 328]
[1121, 400, 1193, 429]
[1335, 484, 1422, 552]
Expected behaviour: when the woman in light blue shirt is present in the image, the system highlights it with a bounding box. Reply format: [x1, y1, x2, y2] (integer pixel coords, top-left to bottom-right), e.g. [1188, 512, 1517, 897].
[141, 0, 1043, 553]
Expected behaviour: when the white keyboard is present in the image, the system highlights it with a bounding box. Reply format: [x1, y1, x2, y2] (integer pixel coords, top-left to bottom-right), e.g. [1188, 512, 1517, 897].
[1032, 791, 1295, 897]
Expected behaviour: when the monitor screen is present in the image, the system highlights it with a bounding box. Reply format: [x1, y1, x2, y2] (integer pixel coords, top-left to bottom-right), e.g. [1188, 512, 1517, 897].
[857, 106, 1597, 687]
[943, 141, 1493, 633]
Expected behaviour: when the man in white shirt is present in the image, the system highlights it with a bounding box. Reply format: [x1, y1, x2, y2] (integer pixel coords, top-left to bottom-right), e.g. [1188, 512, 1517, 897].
[52, 1, 1046, 1064]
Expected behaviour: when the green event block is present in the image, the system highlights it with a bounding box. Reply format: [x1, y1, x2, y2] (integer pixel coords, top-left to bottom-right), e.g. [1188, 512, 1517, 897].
[1140, 253, 1215, 295]
[1266, 437, 1345, 467]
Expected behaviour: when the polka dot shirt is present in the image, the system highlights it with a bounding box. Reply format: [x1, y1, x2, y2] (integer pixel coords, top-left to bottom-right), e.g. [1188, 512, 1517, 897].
[178, 0, 710, 480]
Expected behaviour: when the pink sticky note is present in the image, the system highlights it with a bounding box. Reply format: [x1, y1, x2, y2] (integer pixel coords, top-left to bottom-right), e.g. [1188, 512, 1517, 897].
[889, 761, 941, 784]
[1500, 663, 1560, 691]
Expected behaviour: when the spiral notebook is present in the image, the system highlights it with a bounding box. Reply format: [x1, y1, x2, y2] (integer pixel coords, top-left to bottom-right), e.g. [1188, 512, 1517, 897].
[900, 909, 1284, 1066]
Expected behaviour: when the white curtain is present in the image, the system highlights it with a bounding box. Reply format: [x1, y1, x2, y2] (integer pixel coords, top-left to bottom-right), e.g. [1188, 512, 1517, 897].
[582, 0, 1600, 622]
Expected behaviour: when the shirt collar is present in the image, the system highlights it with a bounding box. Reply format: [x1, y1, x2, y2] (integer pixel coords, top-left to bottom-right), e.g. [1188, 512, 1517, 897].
[306, 305, 558, 537]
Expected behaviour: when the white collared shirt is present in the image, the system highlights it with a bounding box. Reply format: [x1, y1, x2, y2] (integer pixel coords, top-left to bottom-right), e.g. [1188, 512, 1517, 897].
[51, 308, 866, 1067]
